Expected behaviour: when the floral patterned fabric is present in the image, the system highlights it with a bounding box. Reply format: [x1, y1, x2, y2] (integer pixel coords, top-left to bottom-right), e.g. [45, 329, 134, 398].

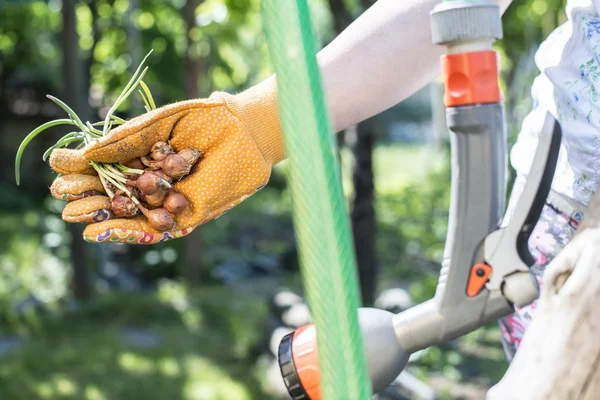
[510, 1, 600, 207]
[498, 177, 585, 361]
[502, 0, 600, 360]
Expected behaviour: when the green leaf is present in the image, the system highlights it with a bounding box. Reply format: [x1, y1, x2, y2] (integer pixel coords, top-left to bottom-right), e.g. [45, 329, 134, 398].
[116, 49, 154, 105]
[139, 80, 156, 110]
[92, 116, 126, 126]
[46, 95, 88, 133]
[14, 119, 77, 185]
[102, 49, 153, 135]
[86, 122, 103, 136]
[110, 115, 126, 124]
[587, 59, 595, 66]
[102, 66, 148, 135]
[138, 89, 151, 112]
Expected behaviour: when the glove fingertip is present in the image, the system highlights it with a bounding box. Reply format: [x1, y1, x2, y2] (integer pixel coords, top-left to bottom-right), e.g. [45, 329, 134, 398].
[62, 196, 113, 223]
[51, 175, 105, 201]
[49, 148, 93, 175]
[83, 220, 195, 244]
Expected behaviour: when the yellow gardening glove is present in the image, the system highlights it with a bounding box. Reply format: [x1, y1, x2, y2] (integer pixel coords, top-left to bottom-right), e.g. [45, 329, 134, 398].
[49, 77, 285, 244]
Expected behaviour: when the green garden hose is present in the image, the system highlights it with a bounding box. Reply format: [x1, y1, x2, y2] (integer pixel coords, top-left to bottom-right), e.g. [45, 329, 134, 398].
[261, 1, 371, 399]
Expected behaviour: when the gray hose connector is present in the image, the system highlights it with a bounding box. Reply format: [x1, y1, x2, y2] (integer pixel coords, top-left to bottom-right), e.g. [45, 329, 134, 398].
[430, 0, 503, 45]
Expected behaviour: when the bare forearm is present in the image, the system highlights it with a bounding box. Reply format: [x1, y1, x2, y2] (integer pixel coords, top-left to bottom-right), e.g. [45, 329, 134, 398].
[317, 0, 512, 132]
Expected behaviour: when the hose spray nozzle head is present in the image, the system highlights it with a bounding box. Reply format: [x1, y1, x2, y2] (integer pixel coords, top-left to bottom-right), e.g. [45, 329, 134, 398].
[278, 324, 321, 400]
[278, 308, 411, 399]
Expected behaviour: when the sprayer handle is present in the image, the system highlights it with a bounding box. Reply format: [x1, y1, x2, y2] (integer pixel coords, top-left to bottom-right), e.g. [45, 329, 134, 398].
[482, 112, 562, 306]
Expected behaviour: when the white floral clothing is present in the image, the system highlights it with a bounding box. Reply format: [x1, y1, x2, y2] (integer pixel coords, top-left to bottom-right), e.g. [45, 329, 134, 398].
[499, 176, 584, 360]
[502, 0, 600, 359]
[511, 0, 600, 206]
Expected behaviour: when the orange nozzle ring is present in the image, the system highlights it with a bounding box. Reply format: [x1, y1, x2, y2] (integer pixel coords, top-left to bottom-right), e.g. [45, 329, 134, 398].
[291, 325, 321, 400]
[278, 324, 321, 400]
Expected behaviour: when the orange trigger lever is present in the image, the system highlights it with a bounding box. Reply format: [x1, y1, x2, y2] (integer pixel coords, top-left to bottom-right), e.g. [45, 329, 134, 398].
[467, 263, 493, 297]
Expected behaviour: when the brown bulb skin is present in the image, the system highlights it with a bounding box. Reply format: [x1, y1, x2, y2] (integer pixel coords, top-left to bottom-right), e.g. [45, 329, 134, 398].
[111, 195, 139, 218]
[145, 190, 167, 207]
[178, 147, 202, 166]
[159, 154, 191, 179]
[127, 171, 171, 195]
[150, 141, 174, 162]
[164, 191, 189, 214]
[122, 157, 145, 170]
[139, 205, 175, 231]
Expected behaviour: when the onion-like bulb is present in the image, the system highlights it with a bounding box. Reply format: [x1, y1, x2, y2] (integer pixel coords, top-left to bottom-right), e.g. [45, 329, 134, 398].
[127, 171, 171, 195]
[145, 189, 167, 207]
[122, 157, 145, 170]
[148, 154, 191, 179]
[178, 147, 202, 166]
[164, 191, 188, 214]
[111, 195, 139, 218]
[146, 169, 173, 183]
[138, 204, 175, 231]
[150, 141, 174, 161]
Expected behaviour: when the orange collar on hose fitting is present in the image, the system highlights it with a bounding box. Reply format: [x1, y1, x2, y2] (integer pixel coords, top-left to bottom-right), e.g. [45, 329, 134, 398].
[442, 50, 502, 107]
[278, 324, 322, 400]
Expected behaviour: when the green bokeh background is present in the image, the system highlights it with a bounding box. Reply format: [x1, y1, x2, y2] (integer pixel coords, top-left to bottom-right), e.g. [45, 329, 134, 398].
[0, 0, 567, 399]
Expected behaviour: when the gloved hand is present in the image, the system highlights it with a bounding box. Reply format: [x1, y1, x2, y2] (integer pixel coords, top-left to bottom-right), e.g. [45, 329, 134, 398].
[49, 78, 285, 244]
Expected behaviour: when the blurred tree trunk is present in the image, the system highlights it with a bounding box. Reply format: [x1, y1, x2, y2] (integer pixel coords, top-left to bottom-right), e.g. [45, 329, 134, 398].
[62, 0, 91, 300]
[184, 0, 202, 99]
[351, 119, 376, 305]
[183, 0, 205, 285]
[328, 0, 378, 305]
[126, 0, 143, 114]
[327, 0, 352, 161]
[83, 0, 99, 112]
[328, 0, 353, 33]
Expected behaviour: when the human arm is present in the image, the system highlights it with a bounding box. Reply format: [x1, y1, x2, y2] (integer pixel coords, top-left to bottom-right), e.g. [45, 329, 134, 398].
[317, 0, 513, 132]
[50, 0, 513, 243]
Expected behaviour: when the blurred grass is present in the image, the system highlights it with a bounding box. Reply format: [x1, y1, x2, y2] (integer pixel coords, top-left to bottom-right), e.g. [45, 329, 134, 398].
[0, 143, 509, 399]
[340, 144, 445, 197]
[409, 324, 508, 399]
[0, 281, 276, 400]
[373, 144, 446, 194]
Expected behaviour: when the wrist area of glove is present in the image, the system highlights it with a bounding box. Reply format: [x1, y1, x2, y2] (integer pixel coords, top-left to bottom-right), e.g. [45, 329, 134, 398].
[218, 76, 286, 166]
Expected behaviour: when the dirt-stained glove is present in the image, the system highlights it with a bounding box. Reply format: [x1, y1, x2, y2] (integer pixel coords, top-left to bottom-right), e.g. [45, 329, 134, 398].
[49, 78, 285, 244]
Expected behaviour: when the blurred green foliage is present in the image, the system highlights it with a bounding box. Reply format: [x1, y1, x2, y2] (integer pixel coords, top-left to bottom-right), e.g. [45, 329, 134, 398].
[497, 0, 568, 142]
[0, 198, 72, 335]
[0, 281, 274, 400]
[0, 0, 335, 108]
[0, 0, 573, 398]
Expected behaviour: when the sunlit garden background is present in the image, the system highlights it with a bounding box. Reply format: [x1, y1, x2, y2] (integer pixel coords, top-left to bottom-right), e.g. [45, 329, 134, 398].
[0, 0, 567, 399]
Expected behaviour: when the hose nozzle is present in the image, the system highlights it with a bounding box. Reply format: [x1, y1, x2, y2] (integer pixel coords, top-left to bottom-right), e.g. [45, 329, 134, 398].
[277, 308, 410, 399]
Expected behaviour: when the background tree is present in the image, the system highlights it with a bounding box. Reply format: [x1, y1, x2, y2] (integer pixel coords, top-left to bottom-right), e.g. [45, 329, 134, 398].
[325, 0, 379, 305]
[0, 1, 581, 398]
[62, 0, 92, 299]
[181, 0, 205, 286]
